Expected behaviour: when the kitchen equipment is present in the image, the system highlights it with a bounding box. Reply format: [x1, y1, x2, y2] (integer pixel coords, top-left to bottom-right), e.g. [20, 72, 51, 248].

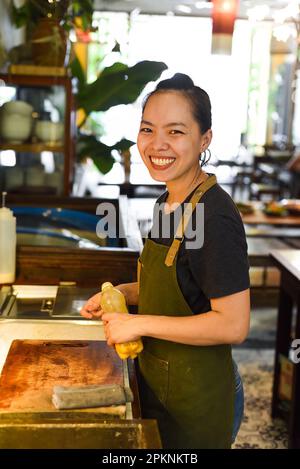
[52, 383, 134, 409]
[0, 339, 125, 414]
[0, 285, 97, 320]
[0, 192, 16, 284]
[0, 412, 161, 449]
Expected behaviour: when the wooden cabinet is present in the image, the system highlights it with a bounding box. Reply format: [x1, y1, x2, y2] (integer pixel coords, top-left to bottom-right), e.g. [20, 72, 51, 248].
[0, 72, 76, 196]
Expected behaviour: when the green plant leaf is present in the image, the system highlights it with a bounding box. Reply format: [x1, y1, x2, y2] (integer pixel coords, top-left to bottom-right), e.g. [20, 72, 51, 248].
[76, 60, 167, 114]
[112, 41, 121, 53]
[92, 153, 115, 174]
[113, 139, 136, 152]
[77, 134, 134, 174]
[70, 55, 86, 90]
[100, 62, 129, 76]
[11, 4, 30, 28]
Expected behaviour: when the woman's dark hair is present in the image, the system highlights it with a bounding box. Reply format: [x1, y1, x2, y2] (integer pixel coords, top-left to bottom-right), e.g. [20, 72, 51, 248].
[143, 73, 212, 133]
[142, 73, 212, 165]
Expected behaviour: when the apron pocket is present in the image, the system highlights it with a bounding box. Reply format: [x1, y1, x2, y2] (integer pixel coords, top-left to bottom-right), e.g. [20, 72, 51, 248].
[139, 349, 169, 405]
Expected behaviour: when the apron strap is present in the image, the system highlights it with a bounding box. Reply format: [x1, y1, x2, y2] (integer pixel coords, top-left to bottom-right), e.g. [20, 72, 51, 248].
[164, 174, 217, 267]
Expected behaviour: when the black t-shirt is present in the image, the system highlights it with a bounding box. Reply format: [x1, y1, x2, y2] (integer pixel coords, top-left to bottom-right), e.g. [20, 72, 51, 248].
[148, 177, 250, 314]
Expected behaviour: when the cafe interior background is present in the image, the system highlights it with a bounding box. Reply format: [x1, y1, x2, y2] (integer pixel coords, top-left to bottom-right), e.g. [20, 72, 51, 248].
[0, 0, 300, 450]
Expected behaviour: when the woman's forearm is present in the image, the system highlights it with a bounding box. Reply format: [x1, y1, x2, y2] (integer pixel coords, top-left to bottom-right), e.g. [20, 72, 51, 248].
[116, 282, 139, 306]
[132, 289, 250, 346]
[136, 310, 247, 346]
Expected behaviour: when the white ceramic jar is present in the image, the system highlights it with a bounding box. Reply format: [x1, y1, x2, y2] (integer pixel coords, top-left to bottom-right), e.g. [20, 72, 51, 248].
[0, 101, 34, 143]
[1, 100, 33, 117]
[0, 113, 33, 143]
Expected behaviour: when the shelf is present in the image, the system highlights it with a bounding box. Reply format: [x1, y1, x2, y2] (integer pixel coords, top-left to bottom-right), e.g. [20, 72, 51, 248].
[0, 73, 74, 197]
[0, 142, 64, 153]
[0, 73, 71, 87]
[8, 64, 68, 77]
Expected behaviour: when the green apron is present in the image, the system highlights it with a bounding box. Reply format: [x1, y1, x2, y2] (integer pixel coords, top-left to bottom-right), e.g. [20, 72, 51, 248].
[137, 175, 234, 449]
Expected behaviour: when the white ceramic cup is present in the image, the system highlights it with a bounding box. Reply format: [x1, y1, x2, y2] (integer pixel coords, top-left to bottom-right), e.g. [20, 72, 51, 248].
[35, 121, 64, 144]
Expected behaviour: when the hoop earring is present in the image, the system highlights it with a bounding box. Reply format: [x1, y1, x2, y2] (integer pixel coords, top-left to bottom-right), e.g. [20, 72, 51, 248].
[199, 148, 211, 166]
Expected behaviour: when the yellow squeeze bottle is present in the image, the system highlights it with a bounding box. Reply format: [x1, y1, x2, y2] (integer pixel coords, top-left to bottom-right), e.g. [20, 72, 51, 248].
[100, 282, 143, 359]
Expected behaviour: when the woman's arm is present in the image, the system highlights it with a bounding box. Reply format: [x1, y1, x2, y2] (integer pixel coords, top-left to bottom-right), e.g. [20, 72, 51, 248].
[102, 288, 250, 346]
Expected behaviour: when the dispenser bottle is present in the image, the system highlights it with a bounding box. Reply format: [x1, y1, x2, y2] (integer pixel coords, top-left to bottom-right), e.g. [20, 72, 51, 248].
[100, 282, 143, 359]
[0, 192, 16, 284]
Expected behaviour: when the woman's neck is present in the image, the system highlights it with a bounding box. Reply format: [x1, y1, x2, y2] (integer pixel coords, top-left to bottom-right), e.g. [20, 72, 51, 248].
[166, 167, 208, 206]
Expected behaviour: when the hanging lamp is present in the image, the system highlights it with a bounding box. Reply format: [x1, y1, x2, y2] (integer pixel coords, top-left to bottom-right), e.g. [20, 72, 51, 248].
[211, 0, 239, 55]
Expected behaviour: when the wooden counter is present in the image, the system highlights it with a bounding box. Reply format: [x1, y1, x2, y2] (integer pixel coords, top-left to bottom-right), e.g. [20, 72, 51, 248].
[0, 338, 161, 448]
[15, 245, 139, 287]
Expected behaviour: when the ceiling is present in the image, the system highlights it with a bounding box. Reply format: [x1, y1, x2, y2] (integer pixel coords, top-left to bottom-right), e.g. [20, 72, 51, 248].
[94, 1, 294, 20]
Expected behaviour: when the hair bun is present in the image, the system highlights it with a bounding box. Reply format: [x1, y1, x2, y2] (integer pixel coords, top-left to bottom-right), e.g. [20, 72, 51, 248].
[156, 73, 194, 91]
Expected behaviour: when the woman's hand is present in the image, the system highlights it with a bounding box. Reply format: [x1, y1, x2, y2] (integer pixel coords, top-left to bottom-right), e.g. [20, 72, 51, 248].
[80, 292, 103, 319]
[102, 312, 142, 346]
[80, 283, 138, 320]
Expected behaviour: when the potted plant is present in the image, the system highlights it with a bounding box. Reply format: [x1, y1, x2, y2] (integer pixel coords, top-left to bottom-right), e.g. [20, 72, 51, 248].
[11, 0, 94, 66]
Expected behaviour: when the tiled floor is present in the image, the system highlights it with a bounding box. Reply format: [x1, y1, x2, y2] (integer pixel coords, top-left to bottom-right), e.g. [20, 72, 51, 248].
[233, 306, 289, 449]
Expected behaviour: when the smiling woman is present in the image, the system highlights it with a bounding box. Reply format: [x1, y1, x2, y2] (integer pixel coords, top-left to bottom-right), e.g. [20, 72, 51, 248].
[81, 73, 250, 449]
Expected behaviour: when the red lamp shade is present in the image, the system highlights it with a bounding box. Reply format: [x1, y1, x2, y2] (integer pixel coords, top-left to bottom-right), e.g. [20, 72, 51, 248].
[211, 0, 239, 55]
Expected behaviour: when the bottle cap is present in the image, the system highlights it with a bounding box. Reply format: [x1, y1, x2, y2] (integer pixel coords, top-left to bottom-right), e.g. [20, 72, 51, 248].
[101, 282, 113, 291]
[0, 192, 14, 219]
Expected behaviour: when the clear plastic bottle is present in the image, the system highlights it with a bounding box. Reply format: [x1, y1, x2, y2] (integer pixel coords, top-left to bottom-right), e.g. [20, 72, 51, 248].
[0, 192, 16, 284]
[100, 282, 143, 359]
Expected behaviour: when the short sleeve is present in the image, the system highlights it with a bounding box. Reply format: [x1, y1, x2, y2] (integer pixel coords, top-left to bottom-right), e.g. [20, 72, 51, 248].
[187, 213, 250, 299]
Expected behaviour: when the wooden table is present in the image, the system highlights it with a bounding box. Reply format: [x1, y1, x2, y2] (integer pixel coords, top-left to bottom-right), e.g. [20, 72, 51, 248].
[270, 250, 300, 448]
[242, 209, 300, 227]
